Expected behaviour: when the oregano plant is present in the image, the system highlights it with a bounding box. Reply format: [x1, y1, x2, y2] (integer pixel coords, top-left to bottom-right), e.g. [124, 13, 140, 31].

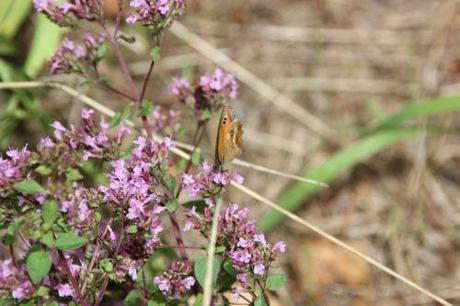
[0, 0, 287, 305]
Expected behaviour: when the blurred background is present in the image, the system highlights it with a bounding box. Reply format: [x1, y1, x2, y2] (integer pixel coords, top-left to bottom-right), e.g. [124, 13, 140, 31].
[1, 0, 460, 305]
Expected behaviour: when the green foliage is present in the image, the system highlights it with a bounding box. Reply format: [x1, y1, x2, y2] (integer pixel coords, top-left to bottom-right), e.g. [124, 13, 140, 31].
[109, 105, 132, 127]
[183, 200, 207, 213]
[266, 274, 288, 291]
[165, 199, 178, 212]
[35, 165, 53, 176]
[66, 168, 83, 181]
[95, 43, 108, 62]
[254, 295, 267, 306]
[124, 290, 142, 306]
[55, 232, 88, 250]
[150, 47, 161, 62]
[42, 199, 59, 224]
[194, 256, 221, 290]
[26, 249, 52, 284]
[13, 179, 45, 194]
[0, 0, 32, 39]
[140, 100, 154, 117]
[24, 14, 61, 78]
[191, 150, 202, 165]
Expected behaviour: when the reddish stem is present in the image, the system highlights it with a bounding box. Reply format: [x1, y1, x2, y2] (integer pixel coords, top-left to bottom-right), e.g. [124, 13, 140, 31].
[57, 250, 87, 306]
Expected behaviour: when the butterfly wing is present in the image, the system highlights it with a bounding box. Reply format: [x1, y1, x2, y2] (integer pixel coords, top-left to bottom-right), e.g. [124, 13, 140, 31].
[222, 120, 242, 163]
[215, 106, 232, 166]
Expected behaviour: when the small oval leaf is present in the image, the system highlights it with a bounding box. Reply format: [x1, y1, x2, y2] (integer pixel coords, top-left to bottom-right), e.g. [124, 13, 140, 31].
[27, 250, 52, 284]
[55, 233, 88, 250]
[13, 179, 44, 194]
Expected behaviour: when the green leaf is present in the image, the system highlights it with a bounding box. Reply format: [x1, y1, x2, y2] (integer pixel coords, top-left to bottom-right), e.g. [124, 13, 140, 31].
[26, 250, 52, 284]
[42, 199, 58, 224]
[24, 14, 61, 78]
[183, 200, 207, 213]
[66, 168, 83, 181]
[55, 233, 88, 250]
[0, 36, 17, 55]
[3, 221, 20, 245]
[13, 179, 45, 194]
[150, 46, 161, 62]
[166, 175, 176, 193]
[100, 258, 113, 272]
[376, 96, 460, 130]
[0, 0, 32, 39]
[223, 260, 236, 276]
[123, 290, 141, 306]
[192, 294, 204, 306]
[191, 150, 202, 165]
[254, 295, 267, 306]
[40, 232, 55, 248]
[126, 225, 138, 234]
[200, 109, 212, 121]
[109, 105, 131, 127]
[140, 100, 154, 117]
[165, 199, 178, 213]
[118, 34, 136, 44]
[96, 43, 108, 61]
[36, 286, 49, 297]
[258, 128, 420, 232]
[266, 274, 288, 291]
[35, 165, 52, 176]
[194, 256, 221, 289]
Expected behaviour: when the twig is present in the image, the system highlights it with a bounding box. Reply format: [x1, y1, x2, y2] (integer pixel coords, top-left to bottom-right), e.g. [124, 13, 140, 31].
[57, 249, 87, 306]
[169, 22, 336, 142]
[0, 81, 453, 306]
[203, 198, 222, 306]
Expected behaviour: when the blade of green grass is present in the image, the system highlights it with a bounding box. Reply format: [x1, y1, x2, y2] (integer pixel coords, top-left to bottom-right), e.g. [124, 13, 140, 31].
[0, 0, 32, 39]
[24, 14, 61, 78]
[377, 96, 460, 129]
[257, 128, 419, 232]
[258, 95, 460, 232]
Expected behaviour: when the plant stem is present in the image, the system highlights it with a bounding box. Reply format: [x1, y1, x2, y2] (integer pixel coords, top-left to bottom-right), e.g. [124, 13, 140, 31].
[57, 249, 87, 306]
[139, 60, 155, 103]
[168, 212, 188, 260]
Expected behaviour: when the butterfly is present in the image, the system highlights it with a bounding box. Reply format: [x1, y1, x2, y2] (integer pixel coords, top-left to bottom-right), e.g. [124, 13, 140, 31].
[214, 104, 244, 167]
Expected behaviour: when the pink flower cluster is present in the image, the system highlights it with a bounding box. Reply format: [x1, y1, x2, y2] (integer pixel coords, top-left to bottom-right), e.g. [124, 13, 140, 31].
[99, 136, 173, 251]
[126, 0, 186, 28]
[200, 68, 238, 101]
[33, 0, 102, 26]
[0, 260, 34, 301]
[169, 76, 192, 104]
[149, 105, 181, 134]
[169, 69, 238, 116]
[154, 261, 195, 300]
[185, 203, 286, 290]
[49, 34, 106, 74]
[181, 161, 244, 198]
[0, 146, 31, 198]
[60, 186, 96, 228]
[38, 108, 128, 172]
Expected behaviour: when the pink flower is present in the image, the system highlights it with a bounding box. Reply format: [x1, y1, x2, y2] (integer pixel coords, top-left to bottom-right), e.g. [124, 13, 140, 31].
[236, 273, 247, 283]
[273, 241, 287, 253]
[56, 283, 74, 297]
[181, 276, 195, 289]
[254, 234, 267, 247]
[200, 68, 238, 100]
[253, 263, 265, 275]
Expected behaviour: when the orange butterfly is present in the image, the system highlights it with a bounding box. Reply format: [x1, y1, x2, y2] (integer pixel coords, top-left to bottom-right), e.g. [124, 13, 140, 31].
[214, 105, 243, 167]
